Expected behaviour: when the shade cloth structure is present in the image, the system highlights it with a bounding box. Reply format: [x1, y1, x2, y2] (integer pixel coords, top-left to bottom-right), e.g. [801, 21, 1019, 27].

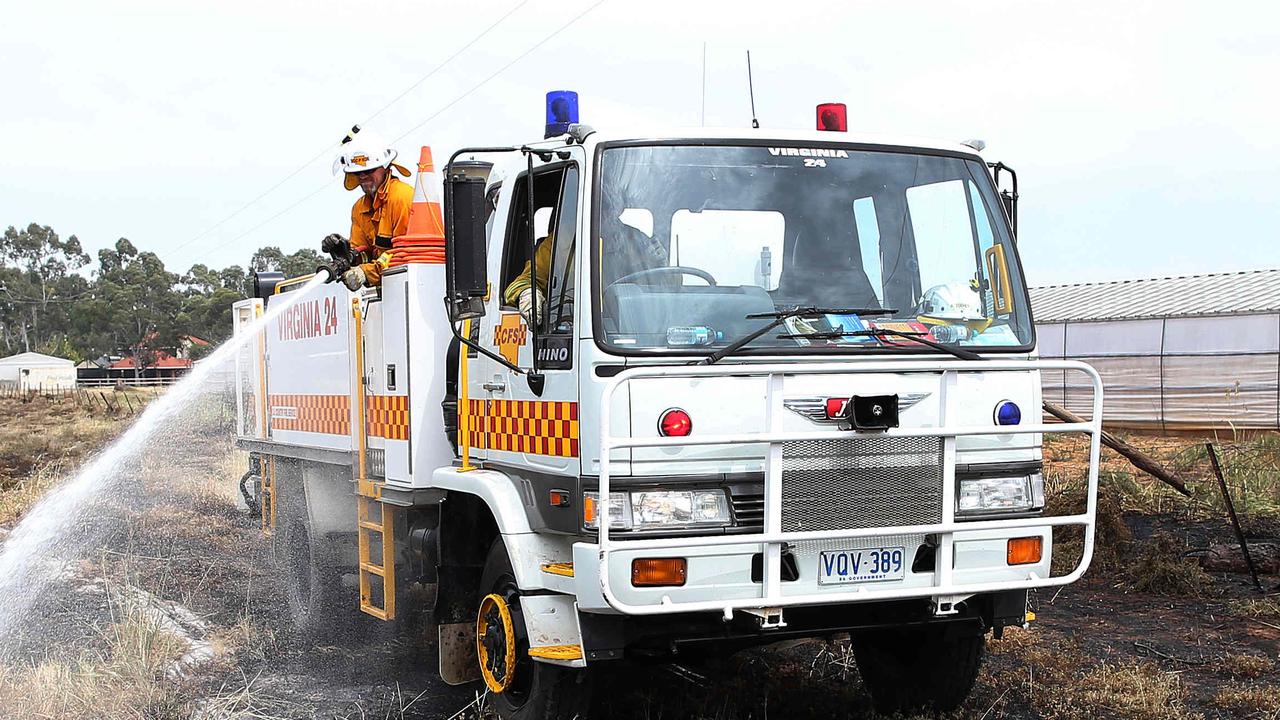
[1031, 268, 1280, 430]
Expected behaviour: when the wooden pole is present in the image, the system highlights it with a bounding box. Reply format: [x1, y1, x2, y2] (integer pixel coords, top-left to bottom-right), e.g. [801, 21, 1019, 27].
[1043, 401, 1192, 497]
[1206, 443, 1264, 592]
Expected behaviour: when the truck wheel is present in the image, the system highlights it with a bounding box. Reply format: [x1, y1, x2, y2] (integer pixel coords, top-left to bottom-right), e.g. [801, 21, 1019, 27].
[276, 492, 365, 640]
[852, 624, 984, 714]
[478, 539, 593, 720]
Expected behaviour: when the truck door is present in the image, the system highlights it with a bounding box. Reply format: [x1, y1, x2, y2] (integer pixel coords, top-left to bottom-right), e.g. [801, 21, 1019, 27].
[472, 162, 581, 477]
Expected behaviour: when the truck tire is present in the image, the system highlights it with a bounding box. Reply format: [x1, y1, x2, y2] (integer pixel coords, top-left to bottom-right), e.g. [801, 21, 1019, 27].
[275, 485, 366, 641]
[851, 624, 984, 714]
[478, 539, 593, 720]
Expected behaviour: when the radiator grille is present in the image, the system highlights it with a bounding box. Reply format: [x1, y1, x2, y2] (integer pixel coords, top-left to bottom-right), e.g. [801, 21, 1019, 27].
[780, 436, 943, 531]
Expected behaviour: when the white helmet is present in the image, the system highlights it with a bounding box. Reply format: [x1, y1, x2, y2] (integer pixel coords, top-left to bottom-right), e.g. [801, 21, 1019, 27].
[917, 282, 987, 323]
[332, 127, 411, 190]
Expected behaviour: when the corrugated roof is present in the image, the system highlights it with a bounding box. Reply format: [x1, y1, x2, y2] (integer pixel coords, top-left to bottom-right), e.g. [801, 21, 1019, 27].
[1030, 268, 1280, 323]
[0, 352, 74, 367]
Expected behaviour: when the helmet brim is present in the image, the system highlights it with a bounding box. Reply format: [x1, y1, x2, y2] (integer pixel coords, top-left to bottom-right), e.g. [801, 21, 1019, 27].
[343, 162, 412, 191]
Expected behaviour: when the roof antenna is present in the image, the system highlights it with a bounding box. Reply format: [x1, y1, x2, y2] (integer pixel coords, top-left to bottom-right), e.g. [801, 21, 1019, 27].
[700, 41, 707, 127]
[746, 50, 760, 129]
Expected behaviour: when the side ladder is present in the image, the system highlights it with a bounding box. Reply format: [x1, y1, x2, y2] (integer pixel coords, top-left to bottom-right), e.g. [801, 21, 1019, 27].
[356, 487, 396, 620]
[260, 456, 277, 533]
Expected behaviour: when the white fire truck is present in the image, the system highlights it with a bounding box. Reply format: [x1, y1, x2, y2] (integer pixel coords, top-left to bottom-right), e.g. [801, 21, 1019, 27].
[234, 98, 1102, 718]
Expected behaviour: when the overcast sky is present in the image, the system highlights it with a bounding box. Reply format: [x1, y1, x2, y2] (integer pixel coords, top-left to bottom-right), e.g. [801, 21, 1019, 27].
[3, 0, 1277, 287]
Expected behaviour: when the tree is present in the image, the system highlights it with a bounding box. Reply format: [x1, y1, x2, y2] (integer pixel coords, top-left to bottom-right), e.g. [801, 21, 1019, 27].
[176, 262, 246, 348]
[0, 223, 91, 356]
[85, 239, 183, 378]
[0, 221, 323, 366]
[251, 246, 323, 278]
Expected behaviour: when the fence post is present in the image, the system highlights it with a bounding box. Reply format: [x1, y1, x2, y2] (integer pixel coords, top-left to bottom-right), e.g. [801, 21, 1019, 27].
[1206, 443, 1264, 593]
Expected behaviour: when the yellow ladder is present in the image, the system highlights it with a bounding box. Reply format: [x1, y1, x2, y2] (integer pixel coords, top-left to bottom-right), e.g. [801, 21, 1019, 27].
[356, 486, 396, 620]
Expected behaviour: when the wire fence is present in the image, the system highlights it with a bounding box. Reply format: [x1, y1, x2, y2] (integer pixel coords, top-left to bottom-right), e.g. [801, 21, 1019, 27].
[0, 382, 168, 417]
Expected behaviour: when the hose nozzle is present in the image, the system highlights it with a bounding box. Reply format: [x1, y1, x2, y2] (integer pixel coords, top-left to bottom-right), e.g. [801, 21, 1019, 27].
[316, 259, 350, 284]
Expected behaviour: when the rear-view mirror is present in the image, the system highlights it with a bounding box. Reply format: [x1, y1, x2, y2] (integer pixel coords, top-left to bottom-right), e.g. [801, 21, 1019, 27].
[443, 173, 488, 321]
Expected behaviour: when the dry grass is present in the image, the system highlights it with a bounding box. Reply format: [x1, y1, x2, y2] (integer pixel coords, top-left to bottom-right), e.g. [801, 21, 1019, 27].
[0, 581, 189, 719]
[1219, 653, 1276, 680]
[984, 630, 1203, 720]
[0, 395, 130, 522]
[1043, 431, 1280, 529]
[1212, 682, 1280, 717]
[1227, 596, 1280, 619]
[1130, 532, 1216, 596]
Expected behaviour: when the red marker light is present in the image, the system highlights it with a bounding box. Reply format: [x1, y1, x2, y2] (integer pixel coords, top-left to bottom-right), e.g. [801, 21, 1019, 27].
[816, 103, 847, 132]
[825, 397, 850, 419]
[658, 408, 693, 437]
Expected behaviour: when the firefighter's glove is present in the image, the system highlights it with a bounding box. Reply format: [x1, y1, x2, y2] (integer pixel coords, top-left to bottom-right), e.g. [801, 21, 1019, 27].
[518, 287, 544, 324]
[341, 266, 367, 291]
[321, 233, 348, 256]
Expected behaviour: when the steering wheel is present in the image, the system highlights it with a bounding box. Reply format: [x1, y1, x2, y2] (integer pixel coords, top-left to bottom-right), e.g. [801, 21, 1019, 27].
[610, 265, 717, 288]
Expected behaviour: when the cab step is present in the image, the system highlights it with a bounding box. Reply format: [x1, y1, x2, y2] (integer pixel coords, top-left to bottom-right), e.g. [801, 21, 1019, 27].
[540, 562, 575, 577]
[528, 644, 583, 662]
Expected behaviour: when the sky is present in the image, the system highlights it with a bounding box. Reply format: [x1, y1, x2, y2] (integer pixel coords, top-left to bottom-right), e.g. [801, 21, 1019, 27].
[2, 0, 1278, 287]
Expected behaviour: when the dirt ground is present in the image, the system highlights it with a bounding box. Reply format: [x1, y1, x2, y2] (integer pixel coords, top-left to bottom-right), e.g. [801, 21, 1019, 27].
[0, 393, 1277, 719]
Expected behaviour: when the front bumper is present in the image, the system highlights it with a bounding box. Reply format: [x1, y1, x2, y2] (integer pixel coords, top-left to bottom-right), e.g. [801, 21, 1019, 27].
[573, 524, 1051, 614]
[584, 359, 1102, 618]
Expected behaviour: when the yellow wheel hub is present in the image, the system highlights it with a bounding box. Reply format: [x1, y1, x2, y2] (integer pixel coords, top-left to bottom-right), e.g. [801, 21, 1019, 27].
[476, 593, 518, 693]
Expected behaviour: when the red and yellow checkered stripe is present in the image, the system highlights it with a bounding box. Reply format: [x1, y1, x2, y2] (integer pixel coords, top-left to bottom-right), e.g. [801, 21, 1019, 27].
[467, 399, 579, 457]
[366, 395, 409, 440]
[269, 394, 351, 435]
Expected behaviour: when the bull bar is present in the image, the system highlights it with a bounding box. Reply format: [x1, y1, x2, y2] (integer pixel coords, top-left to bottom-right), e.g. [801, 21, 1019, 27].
[591, 359, 1103, 617]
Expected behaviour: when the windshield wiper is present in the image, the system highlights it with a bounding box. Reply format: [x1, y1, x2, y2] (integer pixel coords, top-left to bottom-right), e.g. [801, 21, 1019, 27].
[778, 327, 983, 361]
[698, 306, 897, 366]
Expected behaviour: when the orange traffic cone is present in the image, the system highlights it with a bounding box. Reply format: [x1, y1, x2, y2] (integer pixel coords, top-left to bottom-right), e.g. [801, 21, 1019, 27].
[388, 146, 446, 266]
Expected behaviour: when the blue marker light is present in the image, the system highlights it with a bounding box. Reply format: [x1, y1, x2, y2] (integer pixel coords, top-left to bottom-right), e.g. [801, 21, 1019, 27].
[544, 90, 579, 138]
[994, 400, 1022, 426]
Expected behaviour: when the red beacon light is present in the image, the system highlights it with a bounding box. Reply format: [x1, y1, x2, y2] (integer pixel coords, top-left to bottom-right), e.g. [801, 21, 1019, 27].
[658, 408, 693, 437]
[816, 103, 847, 132]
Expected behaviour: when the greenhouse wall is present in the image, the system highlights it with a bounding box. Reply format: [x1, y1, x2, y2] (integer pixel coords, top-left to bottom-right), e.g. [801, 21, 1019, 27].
[1037, 313, 1280, 429]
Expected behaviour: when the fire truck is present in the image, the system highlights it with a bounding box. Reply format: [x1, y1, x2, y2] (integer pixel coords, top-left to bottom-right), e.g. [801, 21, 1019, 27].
[233, 94, 1103, 718]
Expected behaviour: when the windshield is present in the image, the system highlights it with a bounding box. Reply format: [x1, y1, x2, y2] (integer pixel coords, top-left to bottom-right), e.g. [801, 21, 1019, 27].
[593, 143, 1033, 355]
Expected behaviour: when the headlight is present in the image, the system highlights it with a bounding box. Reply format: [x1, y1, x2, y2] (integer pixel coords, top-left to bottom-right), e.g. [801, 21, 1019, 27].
[631, 490, 730, 529]
[584, 489, 731, 530]
[957, 475, 1039, 516]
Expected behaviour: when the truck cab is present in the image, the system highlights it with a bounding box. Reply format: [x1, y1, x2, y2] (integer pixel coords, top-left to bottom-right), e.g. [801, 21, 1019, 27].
[235, 103, 1102, 719]
[431, 116, 1102, 717]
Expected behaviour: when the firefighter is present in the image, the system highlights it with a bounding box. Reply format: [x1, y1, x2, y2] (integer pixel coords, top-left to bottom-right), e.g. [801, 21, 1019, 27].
[503, 235, 553, 323]
[326, 128, 414, 290]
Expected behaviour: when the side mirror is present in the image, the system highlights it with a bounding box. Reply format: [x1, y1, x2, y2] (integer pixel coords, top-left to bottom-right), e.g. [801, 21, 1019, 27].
[988, 161, 1019, 240]
[443, 173, 488, 321]
[999, 190, 1017, 236]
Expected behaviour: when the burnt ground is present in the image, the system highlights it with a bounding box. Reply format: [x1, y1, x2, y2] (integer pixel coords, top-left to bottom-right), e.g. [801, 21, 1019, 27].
[0, 394, 1277, 719]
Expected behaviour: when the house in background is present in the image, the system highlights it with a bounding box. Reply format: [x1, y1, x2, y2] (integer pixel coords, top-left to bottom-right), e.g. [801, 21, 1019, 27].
[1032, 268, 1280, 430]
[75, 335, 212, 383]
[0, 352, 77, 391]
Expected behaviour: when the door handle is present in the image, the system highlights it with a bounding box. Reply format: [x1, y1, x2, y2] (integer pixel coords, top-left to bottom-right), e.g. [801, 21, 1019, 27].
[482, 381, 506, 392]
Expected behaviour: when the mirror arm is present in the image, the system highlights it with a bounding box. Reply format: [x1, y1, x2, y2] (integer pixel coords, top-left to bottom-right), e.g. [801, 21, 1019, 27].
[446, 146, 520, 174]
[521, 147, 544, 385]
[446, 313, 525, 374]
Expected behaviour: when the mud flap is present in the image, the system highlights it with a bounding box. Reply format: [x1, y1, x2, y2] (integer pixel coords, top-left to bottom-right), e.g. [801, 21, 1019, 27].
[521, 595, 586, 668]
[438, 621, 480, 685]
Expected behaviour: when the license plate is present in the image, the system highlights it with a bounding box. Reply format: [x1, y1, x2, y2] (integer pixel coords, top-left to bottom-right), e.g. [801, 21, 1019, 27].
[818, 546, 906, 585]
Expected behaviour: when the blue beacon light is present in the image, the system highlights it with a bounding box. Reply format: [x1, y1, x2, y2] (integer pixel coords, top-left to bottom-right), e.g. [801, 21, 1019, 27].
[544, 90, 579, 138]
[994, 400, 1022, 426]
